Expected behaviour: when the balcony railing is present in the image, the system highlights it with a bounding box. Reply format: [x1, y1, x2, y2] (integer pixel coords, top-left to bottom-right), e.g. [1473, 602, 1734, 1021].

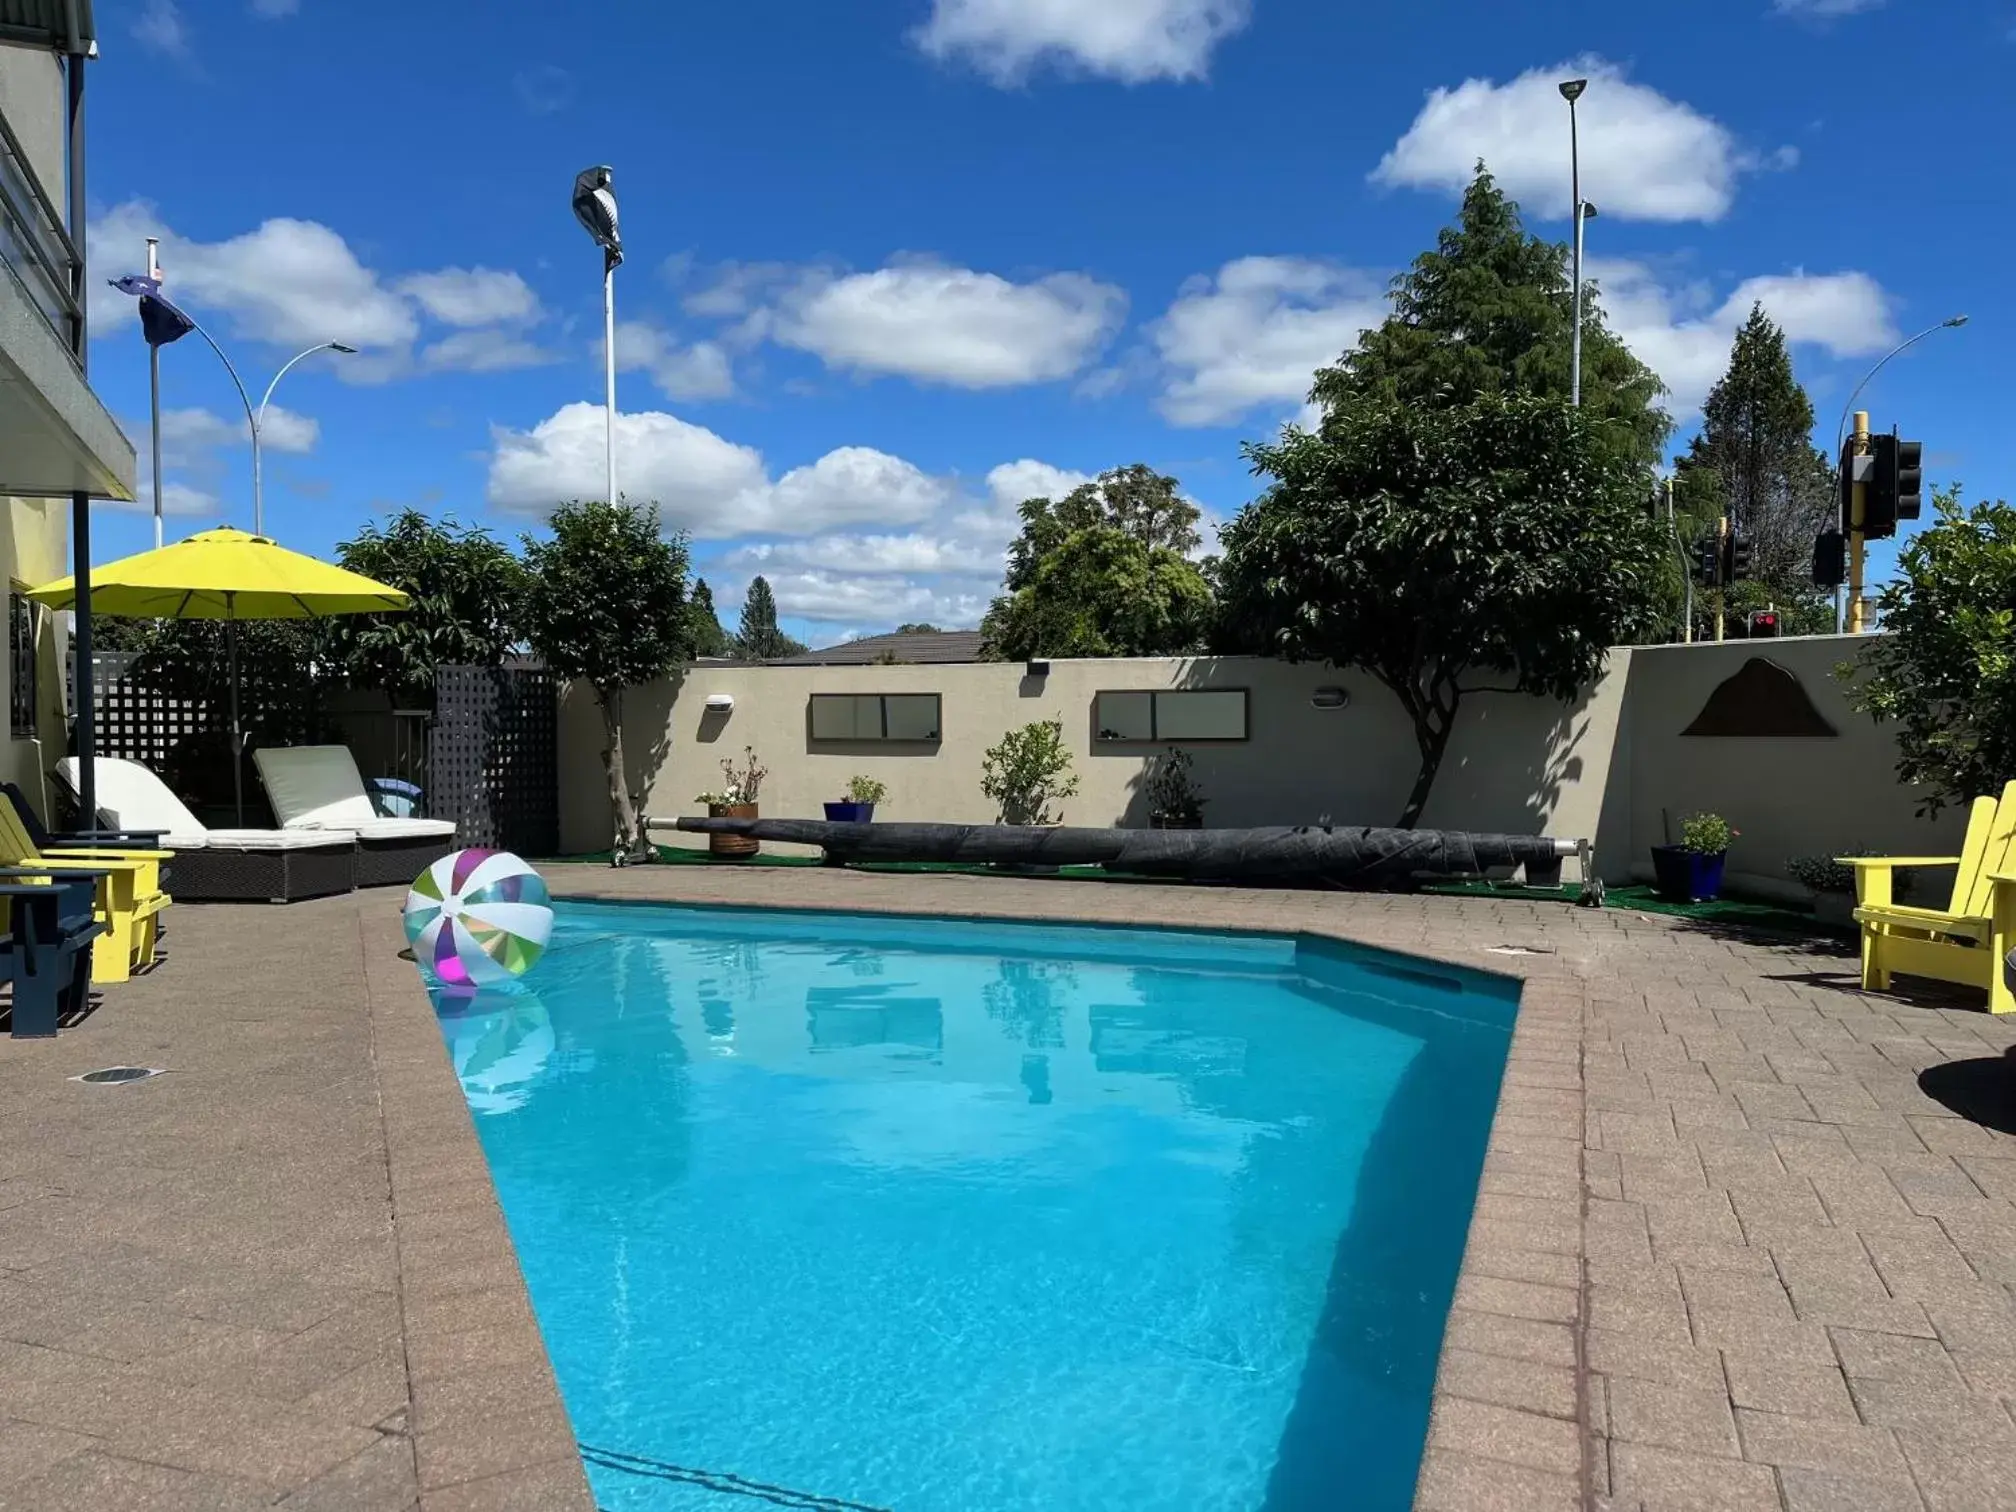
[0, 101, 82, 363]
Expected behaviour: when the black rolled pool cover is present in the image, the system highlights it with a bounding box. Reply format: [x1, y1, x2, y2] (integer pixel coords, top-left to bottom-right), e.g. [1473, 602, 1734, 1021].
[663, 817, 1577, 887]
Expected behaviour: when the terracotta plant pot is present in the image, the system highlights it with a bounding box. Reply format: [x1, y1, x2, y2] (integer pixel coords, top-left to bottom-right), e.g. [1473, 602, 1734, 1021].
[708, 802, 760, 858]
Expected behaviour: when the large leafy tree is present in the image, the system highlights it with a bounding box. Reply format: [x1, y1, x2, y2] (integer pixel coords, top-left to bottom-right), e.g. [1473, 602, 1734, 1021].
[734, 575, 807, 660]
[1312, 166, 1669, 469]
[1673, 305, 1837, 634]
[522, 501, 691, 861]
[330, 509, 529, 705]
[1218, 394, 1668, 827]
[1841, 485, 2016, 816]
[687, 577, 734, 659]
[983, 463, 1212, 658]
[981, 527, 1215, 660]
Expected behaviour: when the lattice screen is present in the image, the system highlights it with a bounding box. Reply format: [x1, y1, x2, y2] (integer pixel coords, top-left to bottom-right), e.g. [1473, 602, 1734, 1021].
[428, 665, 560, 855]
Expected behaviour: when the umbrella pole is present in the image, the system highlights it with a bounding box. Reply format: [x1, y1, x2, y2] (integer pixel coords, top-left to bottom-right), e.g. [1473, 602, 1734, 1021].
[228, 599, 244, 828]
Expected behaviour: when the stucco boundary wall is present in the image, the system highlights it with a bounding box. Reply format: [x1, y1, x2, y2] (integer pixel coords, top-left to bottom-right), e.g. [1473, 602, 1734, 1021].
[559, 634, 1964, 890]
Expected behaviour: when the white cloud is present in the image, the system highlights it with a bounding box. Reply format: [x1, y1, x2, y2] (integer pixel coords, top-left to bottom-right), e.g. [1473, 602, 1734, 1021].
[1374, 58, 1786, 223]
[986, 460, 1094, 510]
[419, 328, 555, 374]
[1773, 0, 1883, 15]
[485, 404, 949, 537]
[733, 570, 992, 629]
[615, 322, 736, 401]
[107, 476, 219, 519]
[1151, 257, 1387, 426]
[397, 268, 540, 327]
[913, 0, 1251, 84]
[1593, 258, 1899, 416]
[133, 1, 189, 56]
[158, 404, 318, 461]
[762, 261, 1125, 388]
[250, 0, 300, 16]
[726, 534, 1001, 578]
[90, 201, 416, 349]
[513, 65, 575, 113]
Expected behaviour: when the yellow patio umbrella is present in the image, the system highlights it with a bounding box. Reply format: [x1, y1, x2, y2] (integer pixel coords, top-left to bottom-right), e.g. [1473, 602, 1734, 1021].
[29, 529, 411, 825]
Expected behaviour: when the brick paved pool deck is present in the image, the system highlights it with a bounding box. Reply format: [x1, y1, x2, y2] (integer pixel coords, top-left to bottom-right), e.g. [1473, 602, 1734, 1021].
[5, 865, 2016, 1510]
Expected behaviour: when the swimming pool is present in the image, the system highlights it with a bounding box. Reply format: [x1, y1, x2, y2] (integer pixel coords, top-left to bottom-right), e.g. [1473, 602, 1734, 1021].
[431, 901, 1517, 1512]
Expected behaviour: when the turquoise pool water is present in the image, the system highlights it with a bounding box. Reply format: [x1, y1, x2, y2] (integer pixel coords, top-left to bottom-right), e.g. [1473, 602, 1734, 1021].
[431, 902, 1516, 1512]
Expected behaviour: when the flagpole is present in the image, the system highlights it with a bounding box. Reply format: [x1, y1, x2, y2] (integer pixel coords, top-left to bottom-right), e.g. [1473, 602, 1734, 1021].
[146, 237, 163, 549]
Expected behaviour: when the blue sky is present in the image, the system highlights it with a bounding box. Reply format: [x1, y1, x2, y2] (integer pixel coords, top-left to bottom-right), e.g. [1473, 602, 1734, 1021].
[83, 0, 2012, 643]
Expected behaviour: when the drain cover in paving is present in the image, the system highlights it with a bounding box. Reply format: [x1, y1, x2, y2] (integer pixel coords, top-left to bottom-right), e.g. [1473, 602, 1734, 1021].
[71, 1066, 166, 1085]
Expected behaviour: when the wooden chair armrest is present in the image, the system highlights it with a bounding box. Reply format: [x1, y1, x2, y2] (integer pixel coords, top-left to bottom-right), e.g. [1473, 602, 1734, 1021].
[31, 847, 173, 861]
[1841, 856, 1962, 869]
[0, 865, 112, 881]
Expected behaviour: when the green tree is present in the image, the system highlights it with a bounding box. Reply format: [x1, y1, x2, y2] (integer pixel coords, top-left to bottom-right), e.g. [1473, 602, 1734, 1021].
[1001, 463, 1202, 593]
[984, 463, 1211, 658]
[687, 577, 733, 659]
[895, 622, 941, 634]
[1674, 305, 1837, 634]
[1218, 393, 1668, 827]
[522, 501, 691, 861]
[734, 575, 807, 660]
[1840, 485, 2016, 816]
[330, 509, 528, 705]
[1311, 165, 1670, 469]
[980, 527, 1215, 659]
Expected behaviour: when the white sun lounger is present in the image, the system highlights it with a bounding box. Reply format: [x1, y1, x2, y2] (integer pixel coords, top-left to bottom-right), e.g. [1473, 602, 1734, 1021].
[56, 756, 357, 903]
[252, 744, 457, 886]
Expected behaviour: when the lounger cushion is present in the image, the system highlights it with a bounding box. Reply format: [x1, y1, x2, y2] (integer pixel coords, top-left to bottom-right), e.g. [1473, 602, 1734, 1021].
[202, 829, 358, 853]
[253, 745, 380, 829]
[346, 818, 458, 841]
[59, 755, 204, 837]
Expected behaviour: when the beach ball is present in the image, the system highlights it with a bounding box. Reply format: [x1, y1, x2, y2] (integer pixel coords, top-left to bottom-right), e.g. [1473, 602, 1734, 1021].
[404, 849, 553, 989]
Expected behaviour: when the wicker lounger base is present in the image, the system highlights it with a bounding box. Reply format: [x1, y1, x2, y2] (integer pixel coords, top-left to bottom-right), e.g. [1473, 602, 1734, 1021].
[355, 833, 456, 889]
[171, 842, 357, 903]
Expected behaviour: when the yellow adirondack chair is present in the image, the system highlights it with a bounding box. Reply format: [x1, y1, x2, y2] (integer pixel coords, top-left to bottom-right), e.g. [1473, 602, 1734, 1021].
[1844, 781, 2016, 1014]
[0, 803, 171, 985]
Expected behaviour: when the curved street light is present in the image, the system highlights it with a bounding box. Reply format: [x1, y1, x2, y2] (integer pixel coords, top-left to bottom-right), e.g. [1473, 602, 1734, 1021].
[1835, 315, 1969, 453]
[1559, 77, 1590, 407]
[253, 342, 356, 537]
[572, 166, 623, 509]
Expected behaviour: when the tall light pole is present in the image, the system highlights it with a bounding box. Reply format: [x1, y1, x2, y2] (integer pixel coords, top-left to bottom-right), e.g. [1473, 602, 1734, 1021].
[145, 238, 165, 547]
[252, 341, 355, 537]
[1829, 314, 1968, 632]
[572, 166, 624, 507]
[1834, 315, 1970, 454]
[108, 278, 351, 538]
[1559, 77, 1588, 407]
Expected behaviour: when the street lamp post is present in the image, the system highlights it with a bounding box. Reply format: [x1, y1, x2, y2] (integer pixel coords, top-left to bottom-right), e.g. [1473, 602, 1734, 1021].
[109, 277, 352, 537]
[572, 166, 624, 507]
[1559, 77, 1589, 408]
[1829, 314, 1968, 632]
[252, 342, 355, 537]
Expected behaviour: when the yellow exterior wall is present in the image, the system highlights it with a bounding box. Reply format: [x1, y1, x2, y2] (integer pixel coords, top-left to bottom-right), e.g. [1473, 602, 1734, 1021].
[2, 496, 70, 817]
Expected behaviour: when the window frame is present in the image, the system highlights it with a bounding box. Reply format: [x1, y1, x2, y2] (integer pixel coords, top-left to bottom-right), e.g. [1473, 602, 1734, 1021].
[8, 587, 37, 741]
[1093, 687, 1250, 744]
[807, 691, 944, 743]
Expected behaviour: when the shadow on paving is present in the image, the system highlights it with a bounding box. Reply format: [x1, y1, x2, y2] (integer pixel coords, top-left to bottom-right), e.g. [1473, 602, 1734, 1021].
[1919, 1048, 2016, 1136]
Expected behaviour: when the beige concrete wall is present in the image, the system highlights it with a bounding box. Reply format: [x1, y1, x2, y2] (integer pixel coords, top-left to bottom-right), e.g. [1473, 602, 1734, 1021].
[1621, 635, 1965, 892]
[0, 44, 66, 209]
[561, 655, 1632, 874]
[1, 495, 69, 815]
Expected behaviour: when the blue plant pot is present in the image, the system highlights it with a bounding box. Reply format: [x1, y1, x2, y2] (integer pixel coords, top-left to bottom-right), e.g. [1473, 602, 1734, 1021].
[823, 801, 876, 823]
[1651, 845, 1726, 903]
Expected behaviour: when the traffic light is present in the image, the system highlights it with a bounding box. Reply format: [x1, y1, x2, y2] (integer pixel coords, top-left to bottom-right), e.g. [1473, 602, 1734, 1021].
[1729, 534, 1754, 581]
[1695, 537, 1723, 587]
[1867, 431, 1925, 539]
[1813, 529, 1846, 588]
[1747, 610, 1780, 639]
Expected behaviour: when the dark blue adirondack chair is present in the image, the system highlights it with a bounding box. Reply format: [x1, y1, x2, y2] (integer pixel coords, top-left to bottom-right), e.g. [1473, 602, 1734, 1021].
[1, 866, 108, 1038]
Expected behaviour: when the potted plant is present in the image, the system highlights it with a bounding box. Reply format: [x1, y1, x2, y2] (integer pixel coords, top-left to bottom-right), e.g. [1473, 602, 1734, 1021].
[981, 719, 1080, 827]
[1652, 812, 1736, 903]
[825, 775, 887, 823]
[697, 747, 767, 858]
[1788, 851, 1873, 928]
[1145, 749, 1206, 831]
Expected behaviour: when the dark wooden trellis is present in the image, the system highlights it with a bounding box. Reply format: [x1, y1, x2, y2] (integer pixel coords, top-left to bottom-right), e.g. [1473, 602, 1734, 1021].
[428, 664, 559, 856]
